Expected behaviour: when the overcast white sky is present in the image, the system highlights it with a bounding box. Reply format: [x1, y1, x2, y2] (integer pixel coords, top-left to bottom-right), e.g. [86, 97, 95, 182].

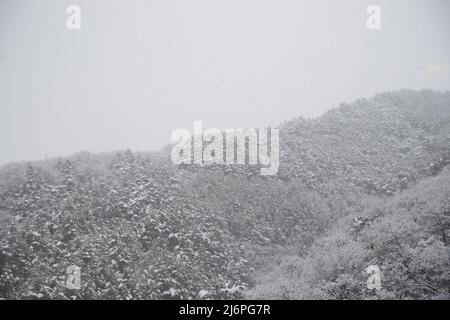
[0, 0, 449, 164]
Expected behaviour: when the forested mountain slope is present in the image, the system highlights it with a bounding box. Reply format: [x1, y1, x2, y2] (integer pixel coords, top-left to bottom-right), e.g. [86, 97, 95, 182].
[278, 90, 450, 195]
[0, 90, 449, 299]
[247, 166, 450, 299]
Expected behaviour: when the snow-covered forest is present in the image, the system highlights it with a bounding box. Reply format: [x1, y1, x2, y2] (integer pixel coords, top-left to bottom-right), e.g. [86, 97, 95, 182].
[1, 90, 449, 299]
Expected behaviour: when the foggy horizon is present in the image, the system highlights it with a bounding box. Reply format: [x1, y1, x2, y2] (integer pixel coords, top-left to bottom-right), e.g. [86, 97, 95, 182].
[1, 0, 450, 304]
[1, 0, 450, 165]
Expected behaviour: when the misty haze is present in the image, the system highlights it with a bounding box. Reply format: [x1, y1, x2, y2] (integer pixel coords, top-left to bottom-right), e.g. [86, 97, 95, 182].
[0, 0, 449, 301]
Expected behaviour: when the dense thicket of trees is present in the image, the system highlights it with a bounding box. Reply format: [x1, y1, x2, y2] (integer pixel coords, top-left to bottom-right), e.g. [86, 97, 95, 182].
[0, 90, 449, 299]
[247, 167, 450, 299]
